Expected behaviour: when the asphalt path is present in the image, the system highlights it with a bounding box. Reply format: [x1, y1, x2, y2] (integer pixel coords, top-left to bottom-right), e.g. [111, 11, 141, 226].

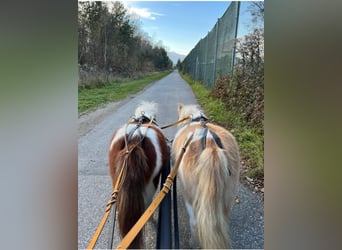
[78, 70, 264, 249]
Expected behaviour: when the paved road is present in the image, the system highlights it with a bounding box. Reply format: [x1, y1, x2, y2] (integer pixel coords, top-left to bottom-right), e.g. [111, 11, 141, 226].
[78, 70, 264, 249]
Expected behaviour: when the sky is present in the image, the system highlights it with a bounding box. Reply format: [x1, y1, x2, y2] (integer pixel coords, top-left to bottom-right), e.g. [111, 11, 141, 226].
[118, 1, 263, 56]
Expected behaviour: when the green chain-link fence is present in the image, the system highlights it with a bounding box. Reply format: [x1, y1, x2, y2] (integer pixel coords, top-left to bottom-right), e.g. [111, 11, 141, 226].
[183, 2, 240, 88]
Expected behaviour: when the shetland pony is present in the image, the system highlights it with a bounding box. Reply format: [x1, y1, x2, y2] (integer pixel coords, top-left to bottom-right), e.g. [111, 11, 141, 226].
[171, 104, 240, 249]
[108, 101, 168, 248]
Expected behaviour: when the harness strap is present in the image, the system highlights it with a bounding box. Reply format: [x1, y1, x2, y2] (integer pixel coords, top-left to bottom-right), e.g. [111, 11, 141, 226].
[201, 126, 209, 149]
[199, 124, 230, 176]
[200, 128, 223, 149]
[126, 124, 140, 143]
[160, 116, 192, 129]
[126, 123, 144, 146]
[115, 132, 194, 250]
[87, 117, 155, 250]
[210, 130, 223, 149]
[191, 113, 208, 123]
[131, 113, 159, 126]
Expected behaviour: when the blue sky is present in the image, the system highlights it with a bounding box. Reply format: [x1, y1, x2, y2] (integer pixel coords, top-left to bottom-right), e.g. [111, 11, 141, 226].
[119, 1, 262, 56]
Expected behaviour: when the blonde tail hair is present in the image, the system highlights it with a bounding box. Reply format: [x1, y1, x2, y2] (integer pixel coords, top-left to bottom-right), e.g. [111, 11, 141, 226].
[193, 141, 231, 249]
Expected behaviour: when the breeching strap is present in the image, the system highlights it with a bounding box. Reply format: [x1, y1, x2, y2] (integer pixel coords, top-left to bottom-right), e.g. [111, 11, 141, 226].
[115, 131, 194, 250]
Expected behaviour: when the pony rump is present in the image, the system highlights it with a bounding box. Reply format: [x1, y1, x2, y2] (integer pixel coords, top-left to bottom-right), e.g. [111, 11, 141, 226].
[172, 103, 240, 249]
[108, 101, 168, 249]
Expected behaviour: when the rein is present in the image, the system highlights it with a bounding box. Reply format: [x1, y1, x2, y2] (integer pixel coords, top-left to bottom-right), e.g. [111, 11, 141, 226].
[87, 116, 155, 250]
[86, 115, 196, 249]
[160, 116, 192, 129]
[115, 131, 194, 249]
[111, 115, 156, 207]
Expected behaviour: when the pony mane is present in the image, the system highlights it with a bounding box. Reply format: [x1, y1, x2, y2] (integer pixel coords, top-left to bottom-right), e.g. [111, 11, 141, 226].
[178, 103, 203, 120]
[135, 101, 158, 119]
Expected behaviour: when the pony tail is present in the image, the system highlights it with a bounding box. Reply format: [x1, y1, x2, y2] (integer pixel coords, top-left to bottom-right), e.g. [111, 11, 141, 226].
[193, 143, 231, 249]
[117, 145, 149, 249]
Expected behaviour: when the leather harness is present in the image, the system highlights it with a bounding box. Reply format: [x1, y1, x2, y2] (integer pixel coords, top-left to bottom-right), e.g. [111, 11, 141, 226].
[191, 114, 224, 150]
[88, 113, 231, 249]
[191, 113, 230, 176]
[126, 114, 158, 144]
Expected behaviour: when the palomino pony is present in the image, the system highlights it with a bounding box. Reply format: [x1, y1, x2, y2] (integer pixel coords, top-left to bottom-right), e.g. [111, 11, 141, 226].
[108, 101, 168, 248]
[171, 104, 240, 249]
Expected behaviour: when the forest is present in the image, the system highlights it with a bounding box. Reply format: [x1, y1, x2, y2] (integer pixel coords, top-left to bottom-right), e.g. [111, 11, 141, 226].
[78, 1, 173, 87]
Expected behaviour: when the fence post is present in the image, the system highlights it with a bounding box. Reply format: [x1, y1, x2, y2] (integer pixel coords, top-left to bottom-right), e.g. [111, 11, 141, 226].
[195, 56, 199, 81]
[213, 18, 220, 87]
[231, 1, 240, 77]
[204, 33, 209, 87]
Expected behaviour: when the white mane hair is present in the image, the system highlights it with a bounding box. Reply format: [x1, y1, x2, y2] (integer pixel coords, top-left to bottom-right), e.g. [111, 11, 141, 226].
[178, 103, 203, 120]
[134, 101, 158, 119]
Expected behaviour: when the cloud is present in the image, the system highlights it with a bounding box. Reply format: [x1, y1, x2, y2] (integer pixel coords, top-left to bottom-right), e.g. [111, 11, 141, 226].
[127, 6, 164, 20]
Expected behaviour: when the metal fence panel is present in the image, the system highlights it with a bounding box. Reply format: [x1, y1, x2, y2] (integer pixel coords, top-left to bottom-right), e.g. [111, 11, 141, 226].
[183, 2, 240, 88]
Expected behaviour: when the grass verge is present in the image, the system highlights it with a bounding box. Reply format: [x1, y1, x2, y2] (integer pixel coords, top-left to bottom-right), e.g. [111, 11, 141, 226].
[78, 71, 171, 114]
[181, 73, 264, 188]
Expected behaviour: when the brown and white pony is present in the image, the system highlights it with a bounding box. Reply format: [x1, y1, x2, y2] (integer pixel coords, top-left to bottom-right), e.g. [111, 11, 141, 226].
[108, 101, 168, 248]
[171, 104, 240, 249]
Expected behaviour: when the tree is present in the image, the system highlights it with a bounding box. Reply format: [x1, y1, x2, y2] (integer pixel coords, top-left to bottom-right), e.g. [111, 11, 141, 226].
[247, 2, 264, 28]
[152, 47, 172, 70]
[234, 28, 264, 129]
[235, 29, 264, 74]
[78, 1, 172, 82]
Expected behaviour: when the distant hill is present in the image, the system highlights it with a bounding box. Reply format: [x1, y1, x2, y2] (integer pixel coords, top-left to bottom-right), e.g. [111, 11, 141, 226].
[167, 51, 186, 66]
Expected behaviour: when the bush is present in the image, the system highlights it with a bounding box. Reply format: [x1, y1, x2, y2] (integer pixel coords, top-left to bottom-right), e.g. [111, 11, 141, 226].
[211, 29, 264, 133]
[209, 29, 264, 183]
[182, 73, 264, 183]
[181, 29, 264, 185]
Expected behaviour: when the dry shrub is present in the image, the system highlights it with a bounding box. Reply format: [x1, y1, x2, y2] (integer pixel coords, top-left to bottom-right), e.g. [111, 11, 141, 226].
[211, 29, 264, 132]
